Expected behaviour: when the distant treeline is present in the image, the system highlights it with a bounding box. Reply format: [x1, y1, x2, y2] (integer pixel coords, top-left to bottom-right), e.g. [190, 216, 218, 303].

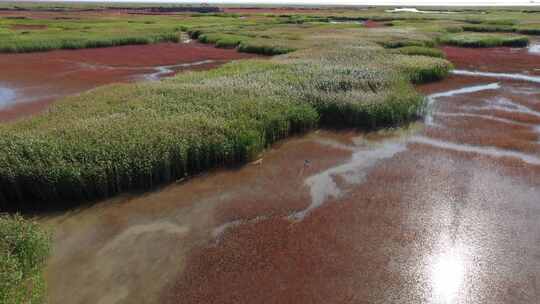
[113, 6, 222, 14]
[0, 6, 222, 13]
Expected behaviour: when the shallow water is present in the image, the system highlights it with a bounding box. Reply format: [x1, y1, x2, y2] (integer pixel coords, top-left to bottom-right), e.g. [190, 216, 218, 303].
[410, 135, 540, 165]
[0, 85, 16, 108]
[328, 20, 363, 25]
[42, 45, 540, 303]
[291, 140, 409, 220]
[452, 69, 540, 83]
[385, 7, 456, 14]
[144, 60, 216, 81]
[529, 43, 540, 55]
[425, 82, 500, 125]
[465, 96, 540, 118]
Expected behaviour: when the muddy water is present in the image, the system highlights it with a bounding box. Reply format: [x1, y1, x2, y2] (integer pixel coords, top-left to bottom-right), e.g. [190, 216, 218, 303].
[42, 45, 539, 303]
[0, 42, 255, 122]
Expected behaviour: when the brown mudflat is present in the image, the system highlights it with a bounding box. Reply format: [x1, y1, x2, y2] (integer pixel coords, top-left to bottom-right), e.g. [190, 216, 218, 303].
[0, 42, 255, 122]
[41, 44, 540, 304]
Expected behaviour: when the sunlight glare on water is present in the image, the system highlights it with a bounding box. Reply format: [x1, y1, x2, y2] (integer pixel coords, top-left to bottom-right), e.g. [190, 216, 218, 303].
[528, 44, 540, 55]
[431, 248, 466, 304]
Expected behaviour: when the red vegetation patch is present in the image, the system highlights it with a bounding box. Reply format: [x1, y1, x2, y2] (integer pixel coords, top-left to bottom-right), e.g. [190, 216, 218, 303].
[164, 135, 540, 303]
[223, 7, 330, 14]
[0, 42, 256, 121]
[425, 122, 540, 154]
[163, 157, 415, 304]
[213, 133, 352, 224]
[0, 10, 99, 20]
[442, 45, 540, 75]
[163, 46, 540, 303]
[363, 20, 384, 28]
[10, 24, 47, 30]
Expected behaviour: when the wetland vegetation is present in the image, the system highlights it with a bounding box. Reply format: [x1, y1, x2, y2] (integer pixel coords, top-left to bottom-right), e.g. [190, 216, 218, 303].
[0, 5, 462, 211]
[0, 4, 538, 211]
[0, 215, 50, 304]
[0, 3, 539, 303]
[438, 32, 530, 47]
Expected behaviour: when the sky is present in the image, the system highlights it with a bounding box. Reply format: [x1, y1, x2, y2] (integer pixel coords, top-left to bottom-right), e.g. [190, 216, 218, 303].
[20, 0, 540, 6]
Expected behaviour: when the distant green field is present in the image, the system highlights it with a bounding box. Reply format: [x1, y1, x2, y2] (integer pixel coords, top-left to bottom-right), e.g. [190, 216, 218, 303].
[0, 14, 236, 53]
[0, 4, 538, 53]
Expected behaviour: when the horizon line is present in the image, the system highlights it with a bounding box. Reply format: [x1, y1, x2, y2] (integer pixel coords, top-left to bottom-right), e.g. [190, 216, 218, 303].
[3, 0, 539, 7]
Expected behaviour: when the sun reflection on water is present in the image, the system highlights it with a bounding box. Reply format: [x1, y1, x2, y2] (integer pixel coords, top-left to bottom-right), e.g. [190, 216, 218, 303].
[430, 248, 466, 304]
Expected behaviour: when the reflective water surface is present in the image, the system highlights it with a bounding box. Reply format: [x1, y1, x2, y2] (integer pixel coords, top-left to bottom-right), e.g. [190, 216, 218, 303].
[529, 43, 540, 55]
[41, 45, 540, 303]
[0, 85, 16, 108]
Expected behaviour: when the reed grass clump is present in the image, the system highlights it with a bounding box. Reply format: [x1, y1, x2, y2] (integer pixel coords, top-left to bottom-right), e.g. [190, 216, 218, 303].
[189, 28, 295, 54]
[462, 24, 515, 33]
[0, 214, 50, 303]
[0, 33, 180, 53]
[438, 33, 529, 47]
[276, 52, 427, 127]
[515, 26, 540, 35]
[445, 26, 463, 33]
[484, 19, 518, 26]
[381, 39, 435, 49]
[0, 60, 319, 209]
[238, 42, 295, 55]
[393, 46, 445, 58]
[390, 55, 453, 83]
[197, 33, 245, 48]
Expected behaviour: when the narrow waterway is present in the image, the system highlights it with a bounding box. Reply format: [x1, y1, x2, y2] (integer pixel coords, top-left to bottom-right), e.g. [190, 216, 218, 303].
[41, 44, 539, 304]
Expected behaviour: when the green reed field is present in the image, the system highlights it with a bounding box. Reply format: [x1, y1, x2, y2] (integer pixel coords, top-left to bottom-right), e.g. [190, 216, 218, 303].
[438, 32, 530, 47]
[0, 4, 538, 211]
[0, 4, 538, 54]
[0, 214, 50, 304]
